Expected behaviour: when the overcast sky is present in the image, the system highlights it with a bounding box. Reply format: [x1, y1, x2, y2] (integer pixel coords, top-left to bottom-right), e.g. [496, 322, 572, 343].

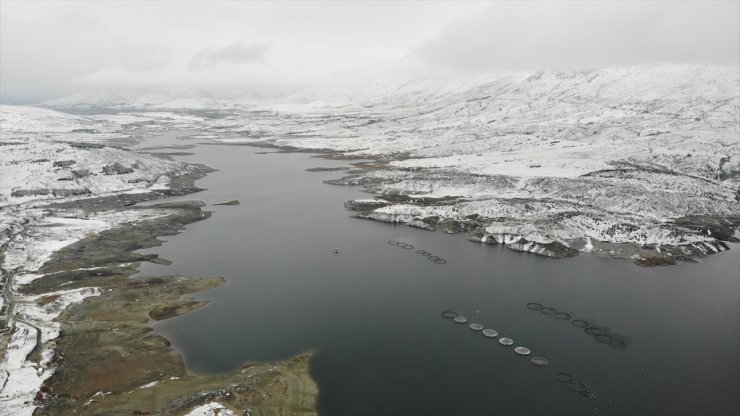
[1, 0, 738, 103]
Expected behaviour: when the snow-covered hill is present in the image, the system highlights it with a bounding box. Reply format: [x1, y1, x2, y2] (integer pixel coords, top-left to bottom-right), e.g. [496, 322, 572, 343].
[193, 64, 739, 264]
[0, 105, 216, 414]
[0, 106, 204, 206]
[29, 64, 740, 264]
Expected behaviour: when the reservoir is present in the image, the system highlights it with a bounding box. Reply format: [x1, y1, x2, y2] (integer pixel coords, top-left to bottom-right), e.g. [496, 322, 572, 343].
[134, 130, 739, 416]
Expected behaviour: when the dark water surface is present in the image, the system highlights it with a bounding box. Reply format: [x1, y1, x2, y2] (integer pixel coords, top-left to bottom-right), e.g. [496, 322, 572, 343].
[134, 131, 739, 416]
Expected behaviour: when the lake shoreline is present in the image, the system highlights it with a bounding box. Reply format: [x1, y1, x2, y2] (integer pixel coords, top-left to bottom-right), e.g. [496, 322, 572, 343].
[216, 139, 740, 267]
[2, 124, 737, 415]
[2, 156, 319, 415]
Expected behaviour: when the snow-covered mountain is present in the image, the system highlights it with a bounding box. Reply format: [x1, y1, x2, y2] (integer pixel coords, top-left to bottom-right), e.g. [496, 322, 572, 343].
[191, 64, 739, 264]
[25, 64, 740, 264]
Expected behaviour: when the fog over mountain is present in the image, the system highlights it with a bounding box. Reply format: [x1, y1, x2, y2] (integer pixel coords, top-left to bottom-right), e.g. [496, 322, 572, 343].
[1, 0, 738, 103]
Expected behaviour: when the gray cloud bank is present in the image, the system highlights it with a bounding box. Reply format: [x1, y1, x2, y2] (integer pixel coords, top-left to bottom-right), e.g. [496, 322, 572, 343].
[415, 1, 739, 72]
[188, 42, 270, 70]
[0, 1, 738, 104]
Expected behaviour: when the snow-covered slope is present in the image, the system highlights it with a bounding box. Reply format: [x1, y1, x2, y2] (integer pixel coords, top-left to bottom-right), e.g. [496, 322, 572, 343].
[30, 64, 740, 264]
[0, 105, 210, 414]
[192, 64, 740, 264]
[0, 106, 205, 206]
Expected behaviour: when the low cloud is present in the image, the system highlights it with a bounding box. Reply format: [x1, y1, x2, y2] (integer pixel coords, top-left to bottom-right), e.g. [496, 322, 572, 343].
[2, 1, 737, 104]
[188, 42, 270, 70]
[415, 1, 740, 72]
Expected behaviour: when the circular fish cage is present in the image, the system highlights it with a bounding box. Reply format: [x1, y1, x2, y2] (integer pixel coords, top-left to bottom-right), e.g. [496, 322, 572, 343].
[526, 302, 543, 310]
[540, 307, 557, 316]
[482, 329, 498, 338]
[434, 258, 447, 264]
[388, 240, 400, 245]
[514, 347, 531, 356]
[555, 372, 573, 383]
[417, 250, 432, 256]
[531, 357, 549, 367]
[594, 334, 612, 344]
[571, 319, 589, 328]
[469, 323, 484, 331]
[453, 315, 468, 324]
[567, 381, 588, 393]
[428, 255, 441, 261]
[441, 310, 458, 319]
[400, 243, 415, 249]
[609, 338, 628, 351]
[584, 327, 605, 336]
[498, 337, 514, 346]
[554, 312, 572, 320]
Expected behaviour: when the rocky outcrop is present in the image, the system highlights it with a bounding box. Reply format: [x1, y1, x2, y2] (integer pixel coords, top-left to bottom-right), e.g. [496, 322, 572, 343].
[343, 199, 389, 211]
[51, 188, 91, 197]
[672, 215, 740, 243]
[214, 200, 240, 206]
[467, 230, 578, 258]
[344, 199, 736, 265]
[71, 169, 91, 178]
[102, 162, 134, 175]
[52, 160, 75, 168]
[436, 218, 479, 234]
[505, 238, 579, 258]
[11, 188, 50, 197]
